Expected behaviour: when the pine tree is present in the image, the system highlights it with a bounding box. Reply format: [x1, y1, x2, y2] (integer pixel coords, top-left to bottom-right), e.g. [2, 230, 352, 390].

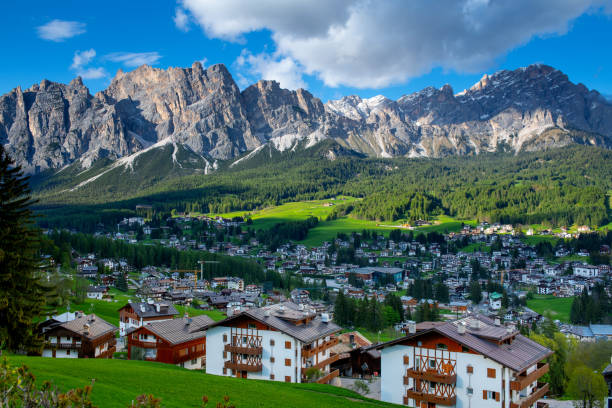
[0, 146, 46, 353]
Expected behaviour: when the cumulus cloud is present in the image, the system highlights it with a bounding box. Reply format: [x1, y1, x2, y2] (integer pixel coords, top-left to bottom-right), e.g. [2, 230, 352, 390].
[182, 0, 612, 88]
[69, 49, 107, 79]
[174, 7, 191, 31]
[37, 19, 86, 42]
[77, 67, 108, 79]
[71, 49, 96, 70]
[235, 50, 306, 90]
[106, 52, 162, 67]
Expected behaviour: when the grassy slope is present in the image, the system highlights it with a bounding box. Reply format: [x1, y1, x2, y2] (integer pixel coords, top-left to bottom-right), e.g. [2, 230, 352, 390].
[8, 357, 398, 408]
[526, 295, 573, 323]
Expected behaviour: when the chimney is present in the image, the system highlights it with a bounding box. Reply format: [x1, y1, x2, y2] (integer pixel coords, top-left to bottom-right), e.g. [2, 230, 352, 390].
[457, 322, 466, 335]
[90, 315, 96, 322]
[147, 298, 154, 305]
[264, 309, 271, 317]
[83, 323, 90, 336]
[470, 319, 480, 330]
[156, 303, 160, 313]
[140, 304, 146, 313]
[321, 313, 330, 323]
[349, 334, 355, 345]
[408, 321, 416, 334]
[495, 318, 501, 326]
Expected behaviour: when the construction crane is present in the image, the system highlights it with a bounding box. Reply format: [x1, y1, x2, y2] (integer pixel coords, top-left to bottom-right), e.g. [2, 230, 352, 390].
[170, 260, 220, 286]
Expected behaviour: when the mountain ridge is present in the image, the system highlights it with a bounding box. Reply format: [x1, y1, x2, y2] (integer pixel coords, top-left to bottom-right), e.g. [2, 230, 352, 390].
[1, 61, 611, 175]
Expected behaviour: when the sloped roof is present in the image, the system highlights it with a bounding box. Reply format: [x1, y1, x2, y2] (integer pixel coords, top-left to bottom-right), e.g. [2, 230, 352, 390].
[374, 316, 552, 373]
[205, 302, 341, 344]
[141, 315, 214, 345]
[120, 302, 179, 318]
[59, 314, 117, 341]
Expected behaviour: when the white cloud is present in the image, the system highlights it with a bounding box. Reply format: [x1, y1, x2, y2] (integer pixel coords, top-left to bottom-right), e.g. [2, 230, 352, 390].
[77, 67, 108, 79]
[37, 19, 86, 42]
[198, 57, 208, 67]
[68, 48, 107, 80]
[235, 50, 306, 90]
[174, 7, 191, 31]
[71, 49, 96, 70]
[182, 0, 612, 88]
[105, 52, 162, 67]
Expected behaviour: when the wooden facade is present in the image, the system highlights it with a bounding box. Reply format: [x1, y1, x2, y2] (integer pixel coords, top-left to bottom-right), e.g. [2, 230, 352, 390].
[43, 327, 116, 359]
[127, 326, 206, 367]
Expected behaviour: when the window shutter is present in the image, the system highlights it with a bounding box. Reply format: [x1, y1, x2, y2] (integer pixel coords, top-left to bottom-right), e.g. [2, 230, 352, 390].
[285, 358, 291, 366]
[467, 365, 473, 373]
[483, 390, 487, 400]
[487, 368, 496, 378]
[285, 341, 291, 349]
[223, 334, 227, 342]
[495, 392, 500, 402]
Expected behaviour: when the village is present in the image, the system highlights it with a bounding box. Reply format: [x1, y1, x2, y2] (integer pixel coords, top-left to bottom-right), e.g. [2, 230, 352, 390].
[35, 211, 612, 407]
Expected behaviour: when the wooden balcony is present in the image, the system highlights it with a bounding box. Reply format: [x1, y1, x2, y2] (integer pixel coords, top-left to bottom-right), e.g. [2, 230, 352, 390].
[224, 361, 262, 372]
[46, 342, 81, 350]
[224, 344, 263, 355]
[511, 363, 549, 391]
[176, 349, 206, 364]
[315, 369, 340, 384]
[128, 339, 157, 349]
[510, 382, 550, 408]
[301, 353, 340, 374]
[404, 368, 457, 385]
[405, 389, 456, 406]
[302, 338, 339, 358]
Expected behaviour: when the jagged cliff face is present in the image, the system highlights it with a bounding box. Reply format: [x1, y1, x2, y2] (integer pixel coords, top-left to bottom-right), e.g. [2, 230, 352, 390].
[1, 62, 611, 174]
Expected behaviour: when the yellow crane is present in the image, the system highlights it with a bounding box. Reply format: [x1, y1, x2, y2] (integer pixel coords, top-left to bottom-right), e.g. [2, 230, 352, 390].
[170, 260, 220, 286]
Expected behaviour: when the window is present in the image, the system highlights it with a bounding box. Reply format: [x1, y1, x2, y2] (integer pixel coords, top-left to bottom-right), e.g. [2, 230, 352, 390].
[285, 358, 291, 367]
[487, 368, 496, 378]
[223, 334, 227, 342]
[285, 341, 291, 349]
[429, 359, 436, 368]
[467, 387, 473, 396]
[285, 376, 291, 382]
[242, 336, 248, 344]
[270, 357, 275, 363]
[270, 374, 275, 380]
[248, 323, 256, 329]
[66, 350, 70, 355]
[223, 368, 227, 375]
[483, 391, 498, 400]
[270, 339, 275, 346]
[467, 365, 473, 373]
[191, 359, 197, 364]
[417, 341, 422, 347]
[436, 343, 448, 350]
[462, 346, 470, 353]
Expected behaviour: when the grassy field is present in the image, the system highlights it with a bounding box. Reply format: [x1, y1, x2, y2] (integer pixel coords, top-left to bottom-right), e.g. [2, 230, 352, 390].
[6, 357, 397, 408]
[198, 199, 475, 248]
[526, 295, 574, 323]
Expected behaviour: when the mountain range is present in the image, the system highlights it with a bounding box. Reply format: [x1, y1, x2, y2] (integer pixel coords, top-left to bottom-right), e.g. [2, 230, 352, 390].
[1, 61, 611, 177]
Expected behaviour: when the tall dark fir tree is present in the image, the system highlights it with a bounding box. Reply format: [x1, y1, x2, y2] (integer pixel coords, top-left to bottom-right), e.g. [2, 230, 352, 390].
[0, 145, 46, 353]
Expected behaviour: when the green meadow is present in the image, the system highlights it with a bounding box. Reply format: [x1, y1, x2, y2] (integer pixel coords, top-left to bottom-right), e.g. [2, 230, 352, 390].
[6, 357, 397, 408]
[526, 294, 574, 323]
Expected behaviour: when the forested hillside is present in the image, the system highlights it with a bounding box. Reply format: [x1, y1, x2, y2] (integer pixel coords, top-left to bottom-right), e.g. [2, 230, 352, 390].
[34, 144, 612, 231]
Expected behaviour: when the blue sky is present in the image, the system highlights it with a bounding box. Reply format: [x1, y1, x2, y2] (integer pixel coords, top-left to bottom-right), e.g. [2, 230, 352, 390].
[1, 1, 612, 102]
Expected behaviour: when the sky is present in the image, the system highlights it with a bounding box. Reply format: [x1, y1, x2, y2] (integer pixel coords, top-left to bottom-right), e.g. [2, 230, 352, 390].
[1, 0, 612, 102]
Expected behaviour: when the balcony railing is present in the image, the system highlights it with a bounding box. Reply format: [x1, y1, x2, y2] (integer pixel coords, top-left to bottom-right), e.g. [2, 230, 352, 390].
[98, 346, 116, 359]
[510, 382, 550, 408]
[302, 353, 340, 374]
[302, 338, 339, 358]
[511, 363, 549, 391]
[46, 342, 81, 350]
[224, 361, 262, 372]
[404, 368, 457, 385]
[176, 349, 206, 364]
[315, 369, 340, 384]
[224, 344, 263, 355]
[404, 388, 456, 406]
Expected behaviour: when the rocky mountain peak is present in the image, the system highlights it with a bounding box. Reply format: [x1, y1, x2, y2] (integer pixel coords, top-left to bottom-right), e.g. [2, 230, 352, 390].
[1, 61, 611, 175]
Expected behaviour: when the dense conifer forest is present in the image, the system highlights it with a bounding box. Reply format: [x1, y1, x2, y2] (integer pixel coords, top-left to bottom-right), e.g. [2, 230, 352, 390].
[33, 144, 612, 231]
